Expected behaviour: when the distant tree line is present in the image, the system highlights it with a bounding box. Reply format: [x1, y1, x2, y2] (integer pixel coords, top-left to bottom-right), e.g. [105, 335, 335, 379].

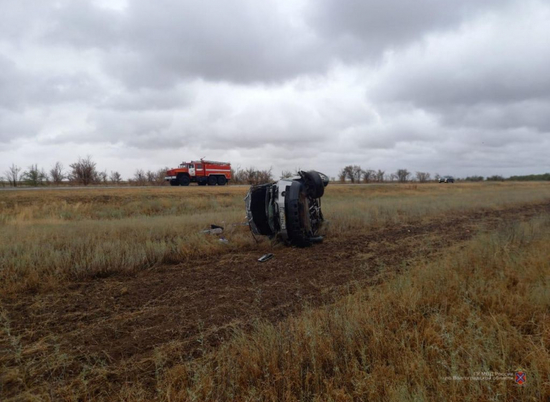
[335, 166, 550, 184]
[1, 159, 277, 187]
[463, 175, 484, 182]
[3, 159, 549, 187]
[337, 166, 434, 183]
[131, 168, 170, 186]
[1, 156, 169, 187]
[507, 173, 550, 181]
[230, 166, 274, 185]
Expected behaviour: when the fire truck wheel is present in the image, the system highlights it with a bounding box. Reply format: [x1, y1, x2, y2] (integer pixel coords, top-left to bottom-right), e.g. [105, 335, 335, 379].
[217, 176, 227, 186]
[179, 175, 190, 186]
[169, 179, 179, 186]
[208, 175, 217, 186]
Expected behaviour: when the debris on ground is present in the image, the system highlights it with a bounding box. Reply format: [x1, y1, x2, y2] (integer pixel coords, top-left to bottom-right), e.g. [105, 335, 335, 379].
[201, 224, 224, 234]
[258, 253, 274, 262]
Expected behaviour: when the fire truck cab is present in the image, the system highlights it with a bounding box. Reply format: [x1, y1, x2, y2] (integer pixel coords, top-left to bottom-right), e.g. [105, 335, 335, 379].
[165, 159, 232, 186]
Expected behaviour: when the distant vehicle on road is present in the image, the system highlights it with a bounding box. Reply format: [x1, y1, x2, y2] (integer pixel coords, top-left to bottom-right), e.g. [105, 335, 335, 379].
[439, 176, 455, 183]
[165, 159, 231, 186]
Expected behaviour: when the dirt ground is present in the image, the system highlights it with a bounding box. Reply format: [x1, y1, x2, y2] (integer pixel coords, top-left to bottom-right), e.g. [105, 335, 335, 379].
[2, 201, 549, 397]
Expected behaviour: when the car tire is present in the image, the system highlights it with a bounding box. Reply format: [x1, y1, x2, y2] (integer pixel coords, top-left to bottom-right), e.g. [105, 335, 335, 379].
[170, 179, 179, 186]
[302, 171, 325, 198]
[217, 176, 227, 186]
[179, 175, 190, 186]
[285, 181, 312, 247]
[208, 175, 217, 186]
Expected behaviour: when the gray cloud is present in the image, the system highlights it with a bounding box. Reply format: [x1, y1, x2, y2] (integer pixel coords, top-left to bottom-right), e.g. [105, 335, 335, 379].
[41, 0, 518, 87]
[0, 109, 42, 143]
[439, 101, 550, 132]
[0, 1, 52, 42]
[308, 0, 511, 61]
[369, 1, 550, 130]
[42, 0, 326, 87]
[100, 85, 195, 111]
[0, 54, 103, 110]
[0, 55, 26, 110]
[117, 0, 322, 85]
[43, 1, 121, 48]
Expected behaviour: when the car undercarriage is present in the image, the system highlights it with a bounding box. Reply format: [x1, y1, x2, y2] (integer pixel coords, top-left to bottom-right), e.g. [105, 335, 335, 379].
[245, 171, 329, 247]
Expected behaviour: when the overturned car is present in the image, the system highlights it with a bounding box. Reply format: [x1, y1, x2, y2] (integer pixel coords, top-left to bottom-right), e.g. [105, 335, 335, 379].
[245, 171, 329, 247]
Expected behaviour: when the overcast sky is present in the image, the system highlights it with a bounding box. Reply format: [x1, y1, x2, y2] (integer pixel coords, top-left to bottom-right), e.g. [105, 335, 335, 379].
[1, 0, 549, 180]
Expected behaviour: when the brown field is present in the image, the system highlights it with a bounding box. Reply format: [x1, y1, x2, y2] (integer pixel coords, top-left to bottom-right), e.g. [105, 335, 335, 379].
[1, 182, 549, 401]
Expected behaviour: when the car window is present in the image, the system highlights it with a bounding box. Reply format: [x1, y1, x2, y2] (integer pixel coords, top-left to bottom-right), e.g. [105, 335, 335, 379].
[197, 164, 203, 169]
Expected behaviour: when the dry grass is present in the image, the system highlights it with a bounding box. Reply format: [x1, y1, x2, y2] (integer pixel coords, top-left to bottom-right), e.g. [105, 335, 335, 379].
[325, 181, 550, 230]
[0, 183, 549, 401]
[0, 187, 250, 293]
[2, 182, 550, 293]
[163, 215, 550, 401]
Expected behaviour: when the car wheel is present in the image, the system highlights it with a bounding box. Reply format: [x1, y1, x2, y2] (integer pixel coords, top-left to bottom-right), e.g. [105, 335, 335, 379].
[217, 175, 227, 186]
[302, 171, 325, 198]
[208, 175, 217, 186]
[170, 179, 179, 186]
[285, 181, 312, 247]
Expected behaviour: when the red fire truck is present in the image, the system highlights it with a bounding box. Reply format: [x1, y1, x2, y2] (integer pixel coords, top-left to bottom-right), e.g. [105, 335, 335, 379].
[165, 159, 232, 186]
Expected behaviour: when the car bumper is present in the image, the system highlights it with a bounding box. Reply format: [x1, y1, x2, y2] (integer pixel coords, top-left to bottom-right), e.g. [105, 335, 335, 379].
[165, 176, 176, 181]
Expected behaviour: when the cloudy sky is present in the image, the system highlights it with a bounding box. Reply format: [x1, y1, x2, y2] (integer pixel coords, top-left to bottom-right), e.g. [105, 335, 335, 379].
[1, 0, 549, 180]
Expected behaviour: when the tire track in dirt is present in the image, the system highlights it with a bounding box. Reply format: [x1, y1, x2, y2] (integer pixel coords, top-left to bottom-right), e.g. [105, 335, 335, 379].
[2, 202, 549, 374]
